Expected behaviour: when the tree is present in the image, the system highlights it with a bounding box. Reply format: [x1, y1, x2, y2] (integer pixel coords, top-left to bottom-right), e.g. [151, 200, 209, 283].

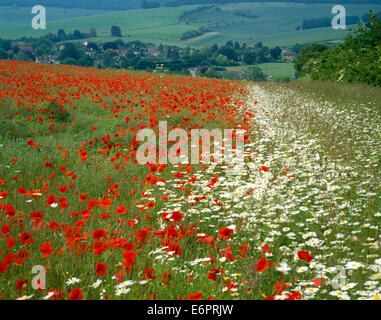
[243, 50, 256, 64]
[89, 26, 97, 37]
[218, 46, 237, 61]
[245, 66, 266, 81]
[270, 46, 281, 60]
[35, 44, 51, 56]
[167, 48, 179, 60]
[111, 26, 122, 37]
[57, 29, 67, 41]
[216, 54, 229, 66]
[62, 57, 78, 66]
[142, 0, 160, 9]
[294, 44, 328, 77]
[72, 30, 82, 39]
[225, 40, 234, 48]
[87, 41, 98, 51]
[59, 43, 81, 61]
[0, 49, 8, 59]
[210, 44, 219, 53]
[78, 54, 94, 67]
[103, 42, 118, 51]
[0, 39, 11, 51]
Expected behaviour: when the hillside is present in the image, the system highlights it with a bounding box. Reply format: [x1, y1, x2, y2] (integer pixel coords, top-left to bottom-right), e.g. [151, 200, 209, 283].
[1, 2, 381, 47]
[4, 0, 381, 10]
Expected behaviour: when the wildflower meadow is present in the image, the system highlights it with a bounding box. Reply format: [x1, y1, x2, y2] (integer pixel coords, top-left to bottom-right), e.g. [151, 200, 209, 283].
[0, 60, 380, 301]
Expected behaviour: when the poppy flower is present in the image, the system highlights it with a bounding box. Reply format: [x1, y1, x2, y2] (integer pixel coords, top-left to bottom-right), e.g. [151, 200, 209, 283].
[93, 229, 106, 240]
[115, 205, 128, 214]
[16, 278, 28, 290]
[95, 262, 107, 277]
[69, 288, 83, 300]
[256, 257, 271, 273]
[40, 242, 55, 259]
[218, 227, 233, 240]
[298, 250, 313, 263]
[20, 232, 34, 245]
[187, 291, 203, 300]
[144, 268, 155, 280]
[79, 194, 88, 202]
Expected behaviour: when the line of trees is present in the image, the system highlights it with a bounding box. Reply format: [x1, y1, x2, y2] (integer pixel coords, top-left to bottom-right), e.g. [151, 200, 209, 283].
[301, 15, 360, 30]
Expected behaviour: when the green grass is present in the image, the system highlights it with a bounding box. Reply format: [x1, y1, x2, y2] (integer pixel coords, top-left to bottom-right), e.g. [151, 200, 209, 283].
[228, 62, 296, 80]
[1, 3, 380, 48]
[257, 62, 296, 80]
[1, 61, 380, 300]
[0, 6, 112, 28]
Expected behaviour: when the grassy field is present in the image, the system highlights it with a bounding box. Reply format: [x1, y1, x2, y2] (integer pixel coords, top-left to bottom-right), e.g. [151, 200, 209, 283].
[257, 63, 295, 80]
[0, 6, 111, 29]
[1, 2, 380, 48]
[228, 63, 296, 80]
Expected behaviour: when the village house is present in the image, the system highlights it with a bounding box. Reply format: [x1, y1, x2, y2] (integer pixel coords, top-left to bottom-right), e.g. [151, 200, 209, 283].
[35, 54, 59, 64]
[188, 66, 208, 77]
[281, 49, 298, 62]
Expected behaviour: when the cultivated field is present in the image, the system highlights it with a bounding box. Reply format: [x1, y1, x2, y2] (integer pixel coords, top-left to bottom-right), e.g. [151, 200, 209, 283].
[1, 2, 380, 47]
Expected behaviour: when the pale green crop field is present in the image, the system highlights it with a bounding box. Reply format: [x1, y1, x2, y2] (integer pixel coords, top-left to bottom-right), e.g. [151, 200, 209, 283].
[228, 62, 296, 80]
[0, 2, 380, 48]
[0, 6, 111, 28]
[257, 62, 296, 79]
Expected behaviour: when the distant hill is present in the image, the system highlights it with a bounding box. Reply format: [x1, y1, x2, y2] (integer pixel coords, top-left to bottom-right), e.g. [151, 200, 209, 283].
[1, 0, 144, 10]
[1, 1, 380, 49]
[3, 0, 381, 11]
[165, 0, 381, 7]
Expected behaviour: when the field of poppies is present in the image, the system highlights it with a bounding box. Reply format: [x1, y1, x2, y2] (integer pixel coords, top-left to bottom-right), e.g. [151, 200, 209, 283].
[0, 60, 380, 300]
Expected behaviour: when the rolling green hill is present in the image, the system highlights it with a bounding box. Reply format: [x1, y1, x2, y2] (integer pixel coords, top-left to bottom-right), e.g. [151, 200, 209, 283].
[0, 6, 113, 29]
[0, 2, 380, 48]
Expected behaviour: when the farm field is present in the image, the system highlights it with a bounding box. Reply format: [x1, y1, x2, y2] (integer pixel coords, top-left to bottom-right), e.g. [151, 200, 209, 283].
[0, 6, 112, 29]
[1, 2, 381, 47]
[228, 63, 296, 80]
[257, 63, 296, 80]
[0, 60, 380, 300]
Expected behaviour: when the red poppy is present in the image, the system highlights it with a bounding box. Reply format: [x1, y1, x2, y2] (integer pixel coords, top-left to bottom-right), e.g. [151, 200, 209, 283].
[16, 278, 28, 290]
[93, 229, 106, 240]
[40, 242, 55, 259]
[298, 250, 313, 263]
[144, 267, 156, 280]
[115, 205, 128, 214]
[187, 291, 203, 300]
[20, 232, 34, 245]
[256, 257, 271, 273]
[69, 288, 83, 300]
[218, 227, 233, 240]
[79, 194, 88, 202]
[95, 262, 107, 277]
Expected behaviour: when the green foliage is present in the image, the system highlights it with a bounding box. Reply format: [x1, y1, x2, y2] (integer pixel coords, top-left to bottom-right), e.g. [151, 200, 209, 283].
[59, 42, 81, 61]
[142, 0, 160, 9]
[295, 12, 381, 86]
[46, 100, 71, 122]
[244, 66, 266, 81]
[111, 25, 122, 37]
[294, 44, 329, 78]
[180, 27, 211, 41]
